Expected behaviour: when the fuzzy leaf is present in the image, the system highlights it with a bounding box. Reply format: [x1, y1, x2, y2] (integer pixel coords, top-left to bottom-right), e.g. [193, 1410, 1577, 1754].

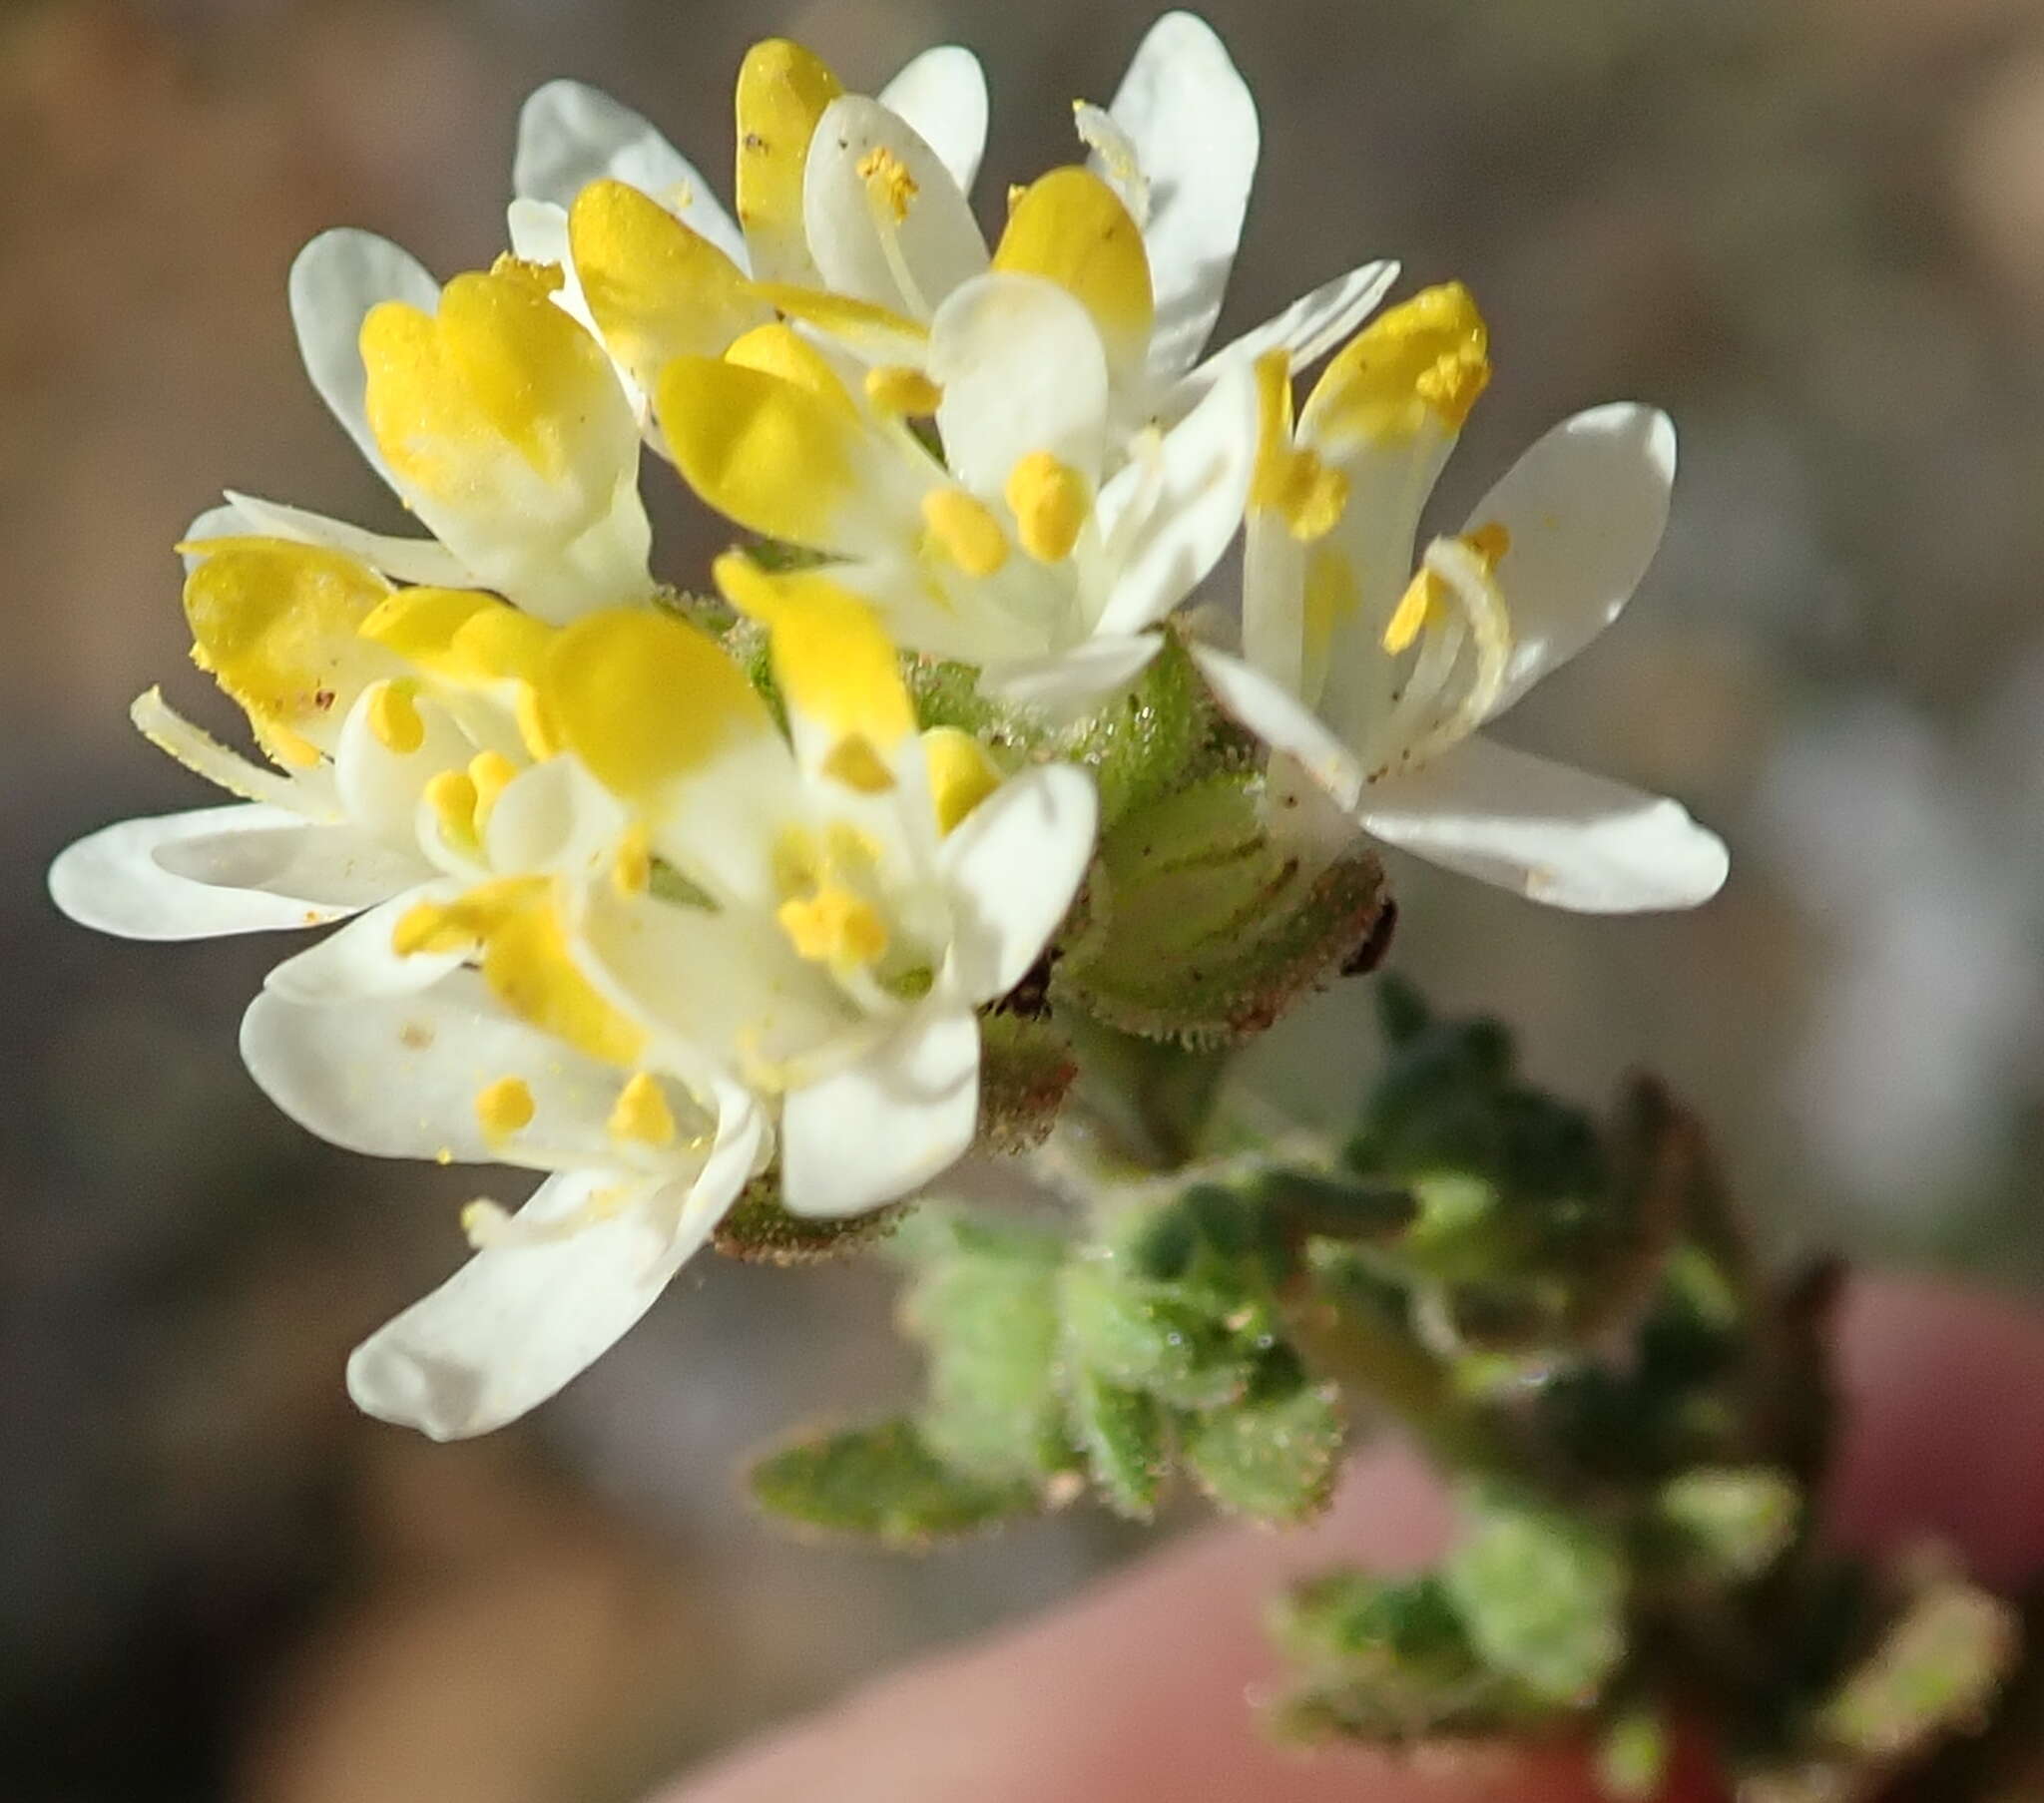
[1067, 1366, 1169, 1521]
[899, 1213, 1070, 1484]
[749, 1420, 1039, 1548]
[1182, 1348, 1345, 1524]
[1059, 1257, 1252, 1411]
[1057, 632, 1214, 827]
[1443, 1485, 1628, 1706]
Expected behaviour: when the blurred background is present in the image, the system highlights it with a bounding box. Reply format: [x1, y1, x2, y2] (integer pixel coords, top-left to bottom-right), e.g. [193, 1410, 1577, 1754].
[6, 0, 2044, 1794]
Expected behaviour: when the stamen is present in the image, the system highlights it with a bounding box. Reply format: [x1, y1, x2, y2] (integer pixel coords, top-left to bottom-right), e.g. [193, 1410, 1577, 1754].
[425, 770, 481, 853]
[1071, 100, 1152, 224]
[366, 681, 426, 755]
[923, 726, 1002, 834]
[922, 489, 1010, 577]
[777, 885, 889, 966]
[608, 1072, 678, 1148]
[1382, 568, 1445, 657]
[468, 750, 518, 826]
[1006, 451, 1090, 564]
[865, 364, 943, 416]
[613, 822, 653, 898]
[474, 1076, 535, 1138]
[856, 147, 919, 224]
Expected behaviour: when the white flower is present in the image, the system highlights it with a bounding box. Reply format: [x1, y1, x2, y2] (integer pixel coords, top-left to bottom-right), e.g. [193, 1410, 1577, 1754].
[522, 564, 1099, 1217]
[244, 966, 768, 1441]
[658, 308, 1260, 715]
[48, 525, 615, 993]
[1193, 283, 1730, 913]
[266, 242, 653, 624]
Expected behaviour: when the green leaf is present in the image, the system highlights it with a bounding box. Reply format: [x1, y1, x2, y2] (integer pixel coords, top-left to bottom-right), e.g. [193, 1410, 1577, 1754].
[1060, 1256, 1252, 1411]
[749, 1420, 1039, 1548]
[1066, 1367, 1169, 1521]
[1251, 1167, 1419, 1244]
[1816, 1579, 2019, 1760]
[1182, 1349, 1345, 1524]
[899, 1213, 1069, 1484]
[1595, 1706, 1673, 1801]
[1053, 771, 1388, 1046]
[1442, 1484, 1628, 1706]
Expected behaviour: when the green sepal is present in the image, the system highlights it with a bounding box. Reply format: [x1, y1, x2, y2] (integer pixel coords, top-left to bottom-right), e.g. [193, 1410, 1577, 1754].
[1442, 1484, 1628, 1707]
[978, 1011, 1077, 1154]
[1053, 770, 1388, 1047]
[1181, 1347, 1345, 1525]
[1066, 1366, 1170, 1521]
[748, 1419, 1040, 1549]
[713, 1178, 907, 1265]
[896, 1211, 1070, 1485]
[1055, 632, 1216, 828]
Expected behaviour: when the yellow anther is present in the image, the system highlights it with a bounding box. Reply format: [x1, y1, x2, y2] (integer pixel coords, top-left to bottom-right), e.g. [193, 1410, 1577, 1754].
[1006, 451, 1091, 563]
[1465, 521, 1512, 568]
[820, 733, 897, 794]
[923, 726, 1003, 835]
[864, 364, 944, 416]
[1382, 567, 1447, 657]
[608, 1072, 678, 1148]
[922, 488, 1010, 577]
[474, 1076, 536, 1138]
[425, 769, 481, 851]
[613, 822, 653, 898]
[468, 750, 518, 827]
[1267, 452, 1349, 543]
[857, 146, 919, 223]
[777, 885, 889, 967]
[366, 681, 425, 755]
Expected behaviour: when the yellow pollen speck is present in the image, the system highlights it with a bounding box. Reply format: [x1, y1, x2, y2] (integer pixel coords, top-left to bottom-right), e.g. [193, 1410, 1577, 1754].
[366, 681, 425, 755]
[468, 750, 518, 826]
[864, 364, 943, 416]
[426, 770, 481, 850]
[857, 146, 918, 223]
[777, 885, 889, 966]
[1382, 567, 1446, 656]
[820, 733, 897, 793]
[608, 1072, 678, 1147]
[474, 1076, 535, 1137]
[922, 489, 1009, 577]
[613, 822, 653, 897]
[1006, 451, 1090, 563]
[1465, 521, 1512, 567]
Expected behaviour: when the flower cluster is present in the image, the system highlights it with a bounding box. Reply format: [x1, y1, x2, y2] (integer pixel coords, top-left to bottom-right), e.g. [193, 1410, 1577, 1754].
[50, 12, 1726, 1439]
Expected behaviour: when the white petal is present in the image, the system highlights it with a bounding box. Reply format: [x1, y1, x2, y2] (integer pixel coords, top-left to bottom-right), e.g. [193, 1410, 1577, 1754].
[180, 501, 252, 571]
[1470, 403, 1678, 716]
[779, 1006, 980, 1217]
[803, 96, 989, 319]
[941, 763, 1098, 1000]
[513, 80, 746, 267]
[346, 1091, 762, 1441]
[50, 806, 421, 941]
[878, 46, 989, 196]
[1191, 646, 1367, 811]
[241, 972, 707, 1166]
[929, 274, 1111, 493]
[1167, 259, 1400, 421]
[980, 635, 1165, 720]
[263, 887, 462, 1004]
[1094, 358, 1260, 636]
[1361, 734, 1729, 913]
[1105, 11, 1260, 382]
[217, 491, 473, 588]
[290, 229, 439, 489]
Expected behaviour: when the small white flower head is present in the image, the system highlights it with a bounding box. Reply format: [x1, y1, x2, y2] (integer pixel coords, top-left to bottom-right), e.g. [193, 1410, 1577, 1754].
[517, 562, 1099, 1218]
[1196, 283, 1729, 913]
